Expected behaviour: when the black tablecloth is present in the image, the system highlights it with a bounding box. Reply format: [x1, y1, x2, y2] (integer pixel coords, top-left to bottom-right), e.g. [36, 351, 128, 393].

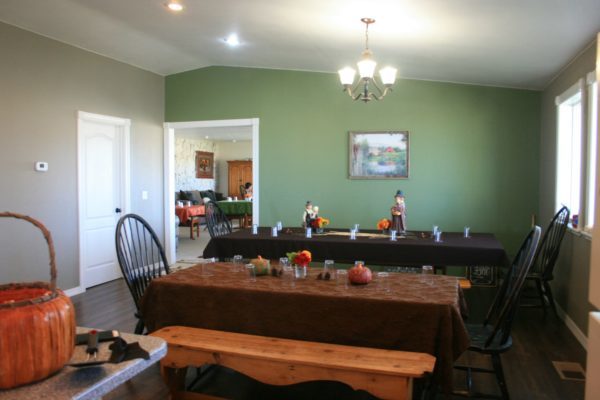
[203, 228, 507, 266]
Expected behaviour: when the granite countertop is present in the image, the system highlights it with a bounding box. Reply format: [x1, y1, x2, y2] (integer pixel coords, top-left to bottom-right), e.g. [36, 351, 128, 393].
[0, 328, 166, 400]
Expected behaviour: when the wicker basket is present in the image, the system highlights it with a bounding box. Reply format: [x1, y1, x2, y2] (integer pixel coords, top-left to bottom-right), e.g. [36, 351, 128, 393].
[0, 212, 76, 389]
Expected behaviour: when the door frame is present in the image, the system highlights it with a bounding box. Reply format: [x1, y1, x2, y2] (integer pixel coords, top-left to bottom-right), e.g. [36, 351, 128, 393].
[76, 111, 131, 295]
[163, 118, 260, 264]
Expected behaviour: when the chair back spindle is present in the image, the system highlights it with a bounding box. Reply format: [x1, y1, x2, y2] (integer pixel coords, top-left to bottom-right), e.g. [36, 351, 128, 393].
[115, 214, 169, 314]
[483, 226, 541, 348]
[205, 201, 233, 238]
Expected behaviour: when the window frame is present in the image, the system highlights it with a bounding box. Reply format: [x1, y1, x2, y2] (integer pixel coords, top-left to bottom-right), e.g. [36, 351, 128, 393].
[554, 72, 598, 236]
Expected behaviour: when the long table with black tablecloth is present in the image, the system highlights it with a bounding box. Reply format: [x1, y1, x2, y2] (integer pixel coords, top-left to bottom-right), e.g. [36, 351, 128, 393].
[203, 228, 507, 267]
[140, 262, 469, 394]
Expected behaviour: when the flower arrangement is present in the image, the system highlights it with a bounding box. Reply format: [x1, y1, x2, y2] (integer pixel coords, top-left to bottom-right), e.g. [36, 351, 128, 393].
[286, 250, 312, 267]
[310, 217, 330, 229]
[377, 218, 392, 230]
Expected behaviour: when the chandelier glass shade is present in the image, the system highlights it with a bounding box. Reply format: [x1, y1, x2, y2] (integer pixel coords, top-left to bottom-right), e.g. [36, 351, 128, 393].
[338, 18, 397, 102]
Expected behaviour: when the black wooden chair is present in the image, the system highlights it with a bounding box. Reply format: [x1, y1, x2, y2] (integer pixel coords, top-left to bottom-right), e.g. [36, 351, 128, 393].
[115, 213, 170, 334]
[453, 226, 541, 400]
[522, 206, 570, 316]
[205, 201, 232, 238]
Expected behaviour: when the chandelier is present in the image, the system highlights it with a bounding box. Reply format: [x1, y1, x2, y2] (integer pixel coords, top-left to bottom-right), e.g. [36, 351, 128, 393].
[338, 18, 397, 102]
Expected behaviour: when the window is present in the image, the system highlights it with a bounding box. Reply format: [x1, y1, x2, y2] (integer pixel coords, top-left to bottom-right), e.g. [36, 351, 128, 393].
[586, 79, 598, 229]
[556, 84, 582, 216]
[555, 72, 598, 233]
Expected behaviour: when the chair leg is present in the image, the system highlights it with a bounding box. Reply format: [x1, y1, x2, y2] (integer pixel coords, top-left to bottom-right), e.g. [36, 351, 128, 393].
[491, 353, 509, 400]
[134, 318, 145, 335]
[543, 281, 559, 318]
[534, 279, 546, 316]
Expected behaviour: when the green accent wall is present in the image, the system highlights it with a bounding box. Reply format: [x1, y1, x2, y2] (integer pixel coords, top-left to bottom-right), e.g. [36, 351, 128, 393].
[166, 66, 540, 253]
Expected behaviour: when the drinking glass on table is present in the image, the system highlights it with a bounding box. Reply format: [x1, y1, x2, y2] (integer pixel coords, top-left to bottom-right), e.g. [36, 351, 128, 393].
[233, 255, 244, 272]
[355, 260, 365, 267]
[335, 269, 348, 288]
[376, 272, 390, 292]
[422, 265, 434, 274]
[279, 257, 290, 267]
[324, 260, 335, 275]
[246, 264, 256, 282]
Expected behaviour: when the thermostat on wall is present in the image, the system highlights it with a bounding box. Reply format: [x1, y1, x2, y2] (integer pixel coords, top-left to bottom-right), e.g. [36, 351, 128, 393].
[35, 161, 48, 172]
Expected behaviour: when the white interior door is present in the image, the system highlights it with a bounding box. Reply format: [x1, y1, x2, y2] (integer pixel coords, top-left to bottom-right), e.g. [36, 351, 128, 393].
[78, 111, 130, 289]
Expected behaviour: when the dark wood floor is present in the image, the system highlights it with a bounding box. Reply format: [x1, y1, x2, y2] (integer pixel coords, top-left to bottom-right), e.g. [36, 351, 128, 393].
[71, 279, 587, 400]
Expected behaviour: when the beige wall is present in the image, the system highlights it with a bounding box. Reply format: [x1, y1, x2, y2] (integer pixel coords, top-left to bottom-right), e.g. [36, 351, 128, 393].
[214, 141, 252, 195]
[0, 22, 164, 290]
[539, 39, 598, 335]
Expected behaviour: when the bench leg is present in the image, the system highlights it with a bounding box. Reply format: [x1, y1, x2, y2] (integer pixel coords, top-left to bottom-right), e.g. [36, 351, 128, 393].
[161, 364, 188, 400]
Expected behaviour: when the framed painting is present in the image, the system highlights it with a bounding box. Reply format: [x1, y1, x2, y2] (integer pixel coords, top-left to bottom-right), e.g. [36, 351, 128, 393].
[349, 131, 409, 179]
[195, 151, 214, 179]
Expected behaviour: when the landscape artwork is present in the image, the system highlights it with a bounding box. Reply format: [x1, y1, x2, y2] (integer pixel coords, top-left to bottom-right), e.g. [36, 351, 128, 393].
[349, 131, 409, 179]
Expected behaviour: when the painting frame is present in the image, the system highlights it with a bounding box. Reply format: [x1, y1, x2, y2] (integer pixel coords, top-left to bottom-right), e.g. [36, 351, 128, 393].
[348, 131, 410, 179]
[195, 151, 214, 179]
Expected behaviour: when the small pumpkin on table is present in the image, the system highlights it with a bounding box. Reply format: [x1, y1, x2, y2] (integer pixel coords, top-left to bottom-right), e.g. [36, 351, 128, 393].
[348, 262, 373, 285]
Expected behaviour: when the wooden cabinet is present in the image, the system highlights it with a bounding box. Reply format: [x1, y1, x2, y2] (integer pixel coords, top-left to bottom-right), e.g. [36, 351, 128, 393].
[227, 160, 252, 197]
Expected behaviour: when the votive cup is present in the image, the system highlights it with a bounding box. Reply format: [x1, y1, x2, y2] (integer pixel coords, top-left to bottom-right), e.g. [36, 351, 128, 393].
[271, 227, 278, 237]
[390, 230, 397, 241]
[464, 226, 470, 238]
[252, 224, 258, 235]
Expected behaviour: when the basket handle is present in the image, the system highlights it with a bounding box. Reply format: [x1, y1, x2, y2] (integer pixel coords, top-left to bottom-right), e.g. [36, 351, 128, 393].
[0, 212, 57, 293]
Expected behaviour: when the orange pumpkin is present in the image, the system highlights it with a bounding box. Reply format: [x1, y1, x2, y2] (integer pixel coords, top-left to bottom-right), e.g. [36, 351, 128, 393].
[0, 212, 76, 389]
[348, 263, 373, 285]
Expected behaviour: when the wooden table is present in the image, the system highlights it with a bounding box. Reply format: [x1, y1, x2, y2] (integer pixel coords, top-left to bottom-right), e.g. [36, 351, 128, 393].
[0, 328, 166, 400]
[203, 227, 507, 268]
[216, 200, 252, 228]
[140, 263, 469, 394]
[175, 205, 205, 239]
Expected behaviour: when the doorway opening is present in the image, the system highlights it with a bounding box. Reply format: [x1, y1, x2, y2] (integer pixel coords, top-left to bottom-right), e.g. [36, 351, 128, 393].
[163, 118, 259, 264]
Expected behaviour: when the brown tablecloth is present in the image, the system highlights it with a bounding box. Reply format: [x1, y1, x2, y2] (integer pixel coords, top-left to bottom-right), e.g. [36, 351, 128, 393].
[175, 205, 205, 224]
[140, 263, 470, 393]
[203, 228, 507, 267]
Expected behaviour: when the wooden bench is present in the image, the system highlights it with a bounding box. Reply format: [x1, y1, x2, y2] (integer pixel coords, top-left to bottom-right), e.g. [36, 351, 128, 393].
[150, 326, 435, 400]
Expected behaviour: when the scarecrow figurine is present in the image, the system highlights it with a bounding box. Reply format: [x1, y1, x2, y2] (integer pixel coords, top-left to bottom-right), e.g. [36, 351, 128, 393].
[302, 201, 317, 228]
[391, 190, 407, 233]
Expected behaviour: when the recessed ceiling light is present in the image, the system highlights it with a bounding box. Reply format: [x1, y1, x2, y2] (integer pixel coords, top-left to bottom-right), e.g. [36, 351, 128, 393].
[224, 33, 240, 46]
[232, 139, 237, 143]
[166, 1, 183, 11]
[205, 135, 209, 139]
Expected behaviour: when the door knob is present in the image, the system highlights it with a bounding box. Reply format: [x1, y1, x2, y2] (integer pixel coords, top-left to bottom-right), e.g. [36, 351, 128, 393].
[115, 208, 122, 213]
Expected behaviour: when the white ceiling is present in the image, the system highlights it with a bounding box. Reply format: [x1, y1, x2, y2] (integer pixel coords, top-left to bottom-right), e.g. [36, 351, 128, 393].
[0, 0, 599, 89]
[175, 126, 252, 142]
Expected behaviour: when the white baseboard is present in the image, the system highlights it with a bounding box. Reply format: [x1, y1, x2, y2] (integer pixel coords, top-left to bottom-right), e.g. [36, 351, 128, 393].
[64, 286, 85, 297]
[555, 303, 588, 350]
